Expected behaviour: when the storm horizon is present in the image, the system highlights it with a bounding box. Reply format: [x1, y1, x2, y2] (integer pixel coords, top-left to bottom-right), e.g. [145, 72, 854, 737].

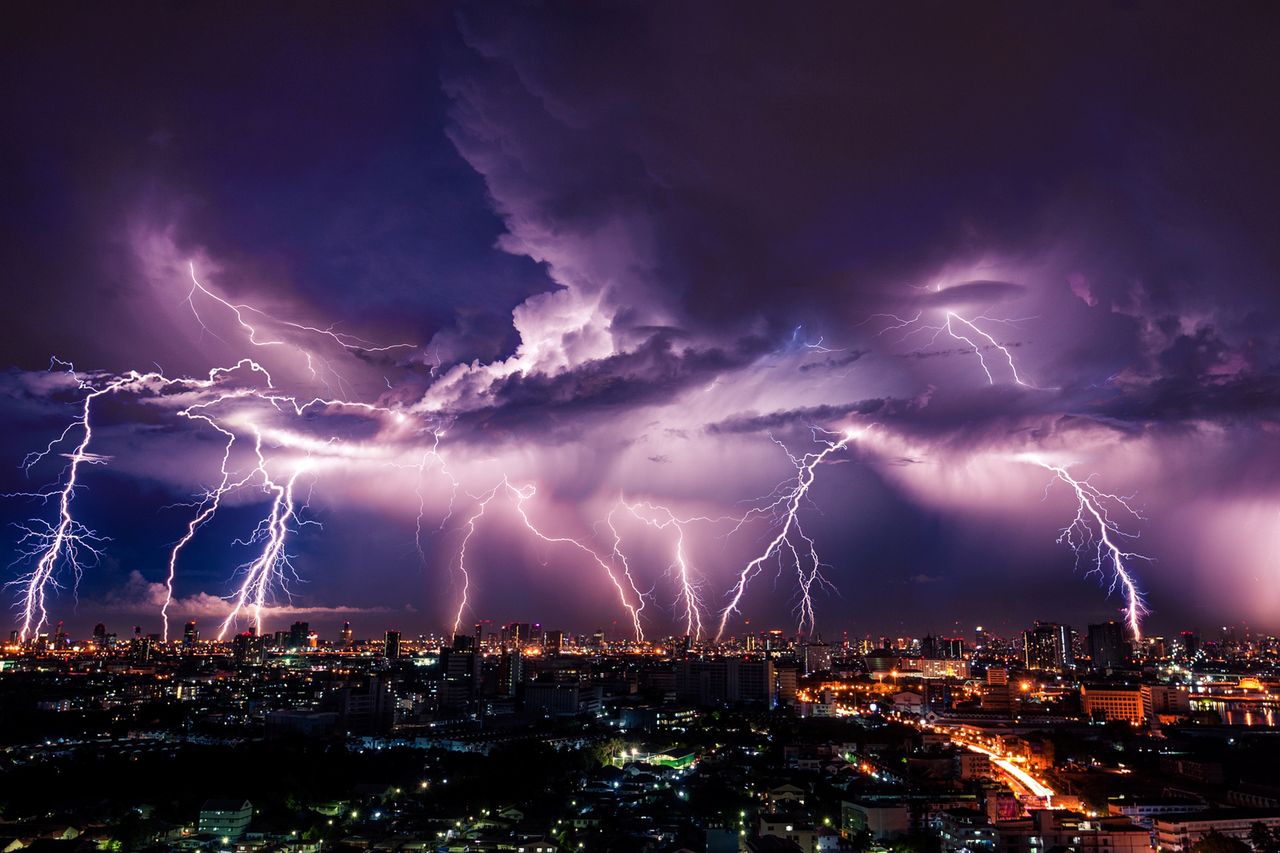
[4, 2, 1280, 643]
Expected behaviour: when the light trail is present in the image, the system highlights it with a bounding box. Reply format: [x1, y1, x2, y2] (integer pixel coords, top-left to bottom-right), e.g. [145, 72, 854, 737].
[949, 729, 1056, 802]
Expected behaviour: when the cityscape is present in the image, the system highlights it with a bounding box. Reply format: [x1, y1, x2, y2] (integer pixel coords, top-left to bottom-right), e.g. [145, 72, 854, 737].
[0, 617, 1278, 852]
[4, 2, 1280, 853]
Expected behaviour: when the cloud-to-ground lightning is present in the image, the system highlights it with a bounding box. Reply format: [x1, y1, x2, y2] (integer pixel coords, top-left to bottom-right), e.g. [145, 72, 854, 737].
[6, 359, 279, 640]
[715, 427, 858, 641]
[451, 478, 647, 640]
[611, 500, 710, 639]
[5, 261, 433, 641]
[1024, 456, 1152, 639]
[6, 257, 1162, 647]
[7, 364, 124, 640]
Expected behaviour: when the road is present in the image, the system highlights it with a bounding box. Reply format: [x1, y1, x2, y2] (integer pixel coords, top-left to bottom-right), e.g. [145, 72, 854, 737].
[945, 729, 1056, 804]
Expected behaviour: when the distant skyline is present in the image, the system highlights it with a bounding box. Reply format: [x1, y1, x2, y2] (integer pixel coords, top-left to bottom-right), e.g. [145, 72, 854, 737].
[4, 4, 1280, 641]
[27, 610, 1264, 646]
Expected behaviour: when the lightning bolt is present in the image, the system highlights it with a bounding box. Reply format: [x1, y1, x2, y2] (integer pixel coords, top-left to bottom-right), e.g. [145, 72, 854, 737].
[451, 478, 647, 640]
[6, 359, 283, 640]
[185, 263, 414, 355]
[216, 433, 310, 640]
[715, 427, 857, 641]
[869, 308, 1034, 386]
[6, 261, 432, 641]
[1025, 457, 1151, 640]
[611, 500, 710, 639]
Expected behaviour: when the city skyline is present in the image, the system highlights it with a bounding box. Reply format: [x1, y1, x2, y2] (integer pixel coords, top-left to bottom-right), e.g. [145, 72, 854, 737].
[4, 5, 1280, 643]
[14, 612, 1270, 654]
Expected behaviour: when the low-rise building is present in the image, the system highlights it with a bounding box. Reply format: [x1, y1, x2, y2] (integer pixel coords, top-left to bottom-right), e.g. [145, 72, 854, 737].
[198, 799, 252, 839]
[1153, 809, 1280, 852]
[1081, 685, 1145, 725]
[997, 809, 1149, 853]
[842, 800, 909, 841]
[937, 808, 996, 853]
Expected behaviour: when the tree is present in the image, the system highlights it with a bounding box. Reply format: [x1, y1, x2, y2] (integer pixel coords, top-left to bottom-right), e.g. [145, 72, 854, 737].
[1191, 829, 1251, 853]
[591, 737, 625, 766]
[1249, 823, 1280, 853]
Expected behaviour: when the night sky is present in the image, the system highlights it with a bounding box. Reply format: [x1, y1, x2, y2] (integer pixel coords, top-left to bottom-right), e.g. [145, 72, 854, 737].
[3, 2, 1279, 642]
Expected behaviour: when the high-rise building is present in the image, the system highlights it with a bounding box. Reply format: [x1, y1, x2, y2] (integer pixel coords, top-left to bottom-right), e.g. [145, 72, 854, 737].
[974, 626, 988, 650]
[500, 648, 523, 697]
[233, 630, 264, 666]
[92, 623, 107, 647]
[803, 641, 833, 674]
[289, 621, 309, 651]
[1087, 621, 1127, 670]
[384, 630, 401, 660]
[501, 622, 533, 650]
[1023, 622, 1074, 672]
[183, 620, 199, 652]
[439, 633, 482, 714]
[543, 629, 563, 656]
[676, 658, 776, 706]
[340, 621, 353, 648]
[1179, 631, 1201, 660]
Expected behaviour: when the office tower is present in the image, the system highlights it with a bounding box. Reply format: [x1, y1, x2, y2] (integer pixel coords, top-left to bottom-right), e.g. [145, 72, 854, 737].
[289, 621, 309, 651]
[924, 681, 953, 713]
[591, 628, 605, 648]
[940, 637, 965, 659]
[340, 621, 353, 648]
[1023, 622, 1074, 672]
[803, 641, 832, 674]
[183, 620, 199, 652]
[92, 623, 107, 646]
[543, 629, 563, 656]
[384, 630, 402, 660]
[233, 630, 264, 666]
[1087, 621, 1127, 670]
[974, 626, 988, 649]
[1179, 631, 1200, 660]
[501, 622, 533, 650]
[440, 632, 482, 714]
[675, 658, 776, 706]
[500, 648, 523, 697]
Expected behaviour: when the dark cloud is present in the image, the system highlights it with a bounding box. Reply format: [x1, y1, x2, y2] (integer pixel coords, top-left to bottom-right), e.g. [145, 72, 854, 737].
[446, 2, 1280, 345]
[921, 281, 1029, 309]
[798, 351, 867, 373]
[450, 332, 772, 439]
[708, 399, 893, 436]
